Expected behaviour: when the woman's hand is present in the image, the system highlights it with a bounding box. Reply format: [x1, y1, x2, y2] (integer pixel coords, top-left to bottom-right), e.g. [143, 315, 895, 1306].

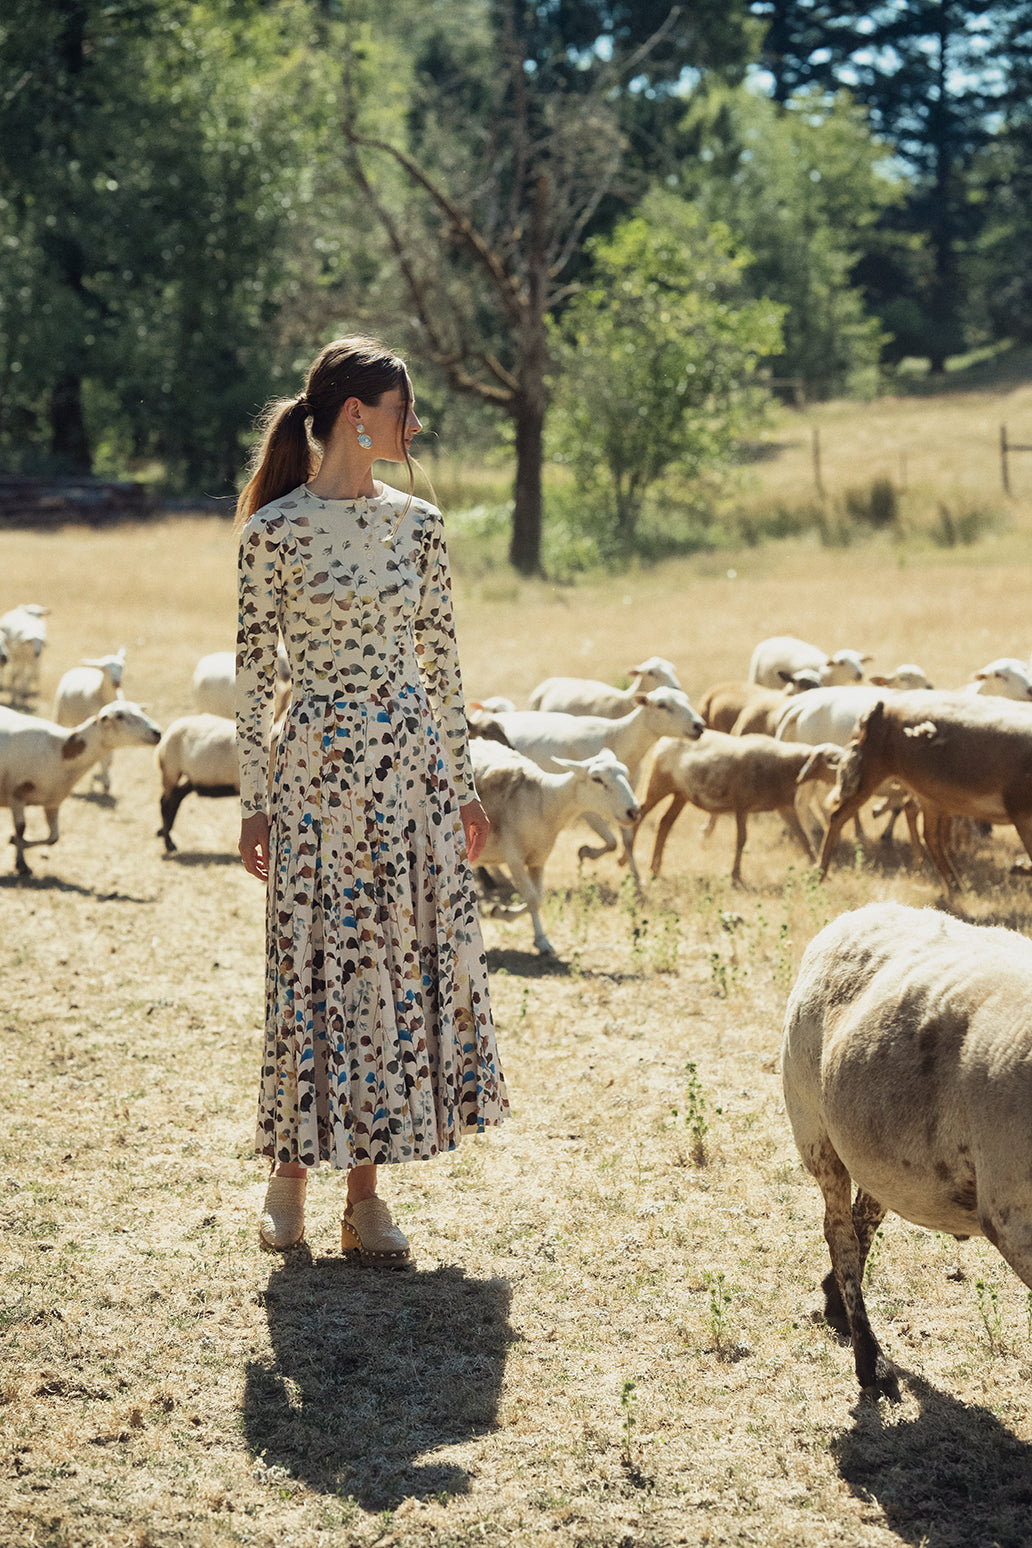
[240, 812, 270, 881]
[459, 799, 491, 865]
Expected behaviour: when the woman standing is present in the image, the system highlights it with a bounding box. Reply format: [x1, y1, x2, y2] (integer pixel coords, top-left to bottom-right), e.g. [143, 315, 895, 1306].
[236, 336, 507, 1267]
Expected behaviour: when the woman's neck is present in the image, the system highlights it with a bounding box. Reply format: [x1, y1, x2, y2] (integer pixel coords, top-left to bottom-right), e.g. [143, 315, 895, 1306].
[306, 443, 378, 500]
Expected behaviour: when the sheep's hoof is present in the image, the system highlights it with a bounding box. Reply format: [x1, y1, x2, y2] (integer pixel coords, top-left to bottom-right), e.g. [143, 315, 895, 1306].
[861, 1363, 901, 1405]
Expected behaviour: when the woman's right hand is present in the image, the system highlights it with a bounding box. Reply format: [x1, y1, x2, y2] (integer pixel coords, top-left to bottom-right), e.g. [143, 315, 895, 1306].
[239, 812, 270, 881]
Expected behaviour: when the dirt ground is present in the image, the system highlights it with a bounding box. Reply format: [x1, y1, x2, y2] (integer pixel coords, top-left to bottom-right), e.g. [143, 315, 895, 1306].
[4, 516, 1032, 1548]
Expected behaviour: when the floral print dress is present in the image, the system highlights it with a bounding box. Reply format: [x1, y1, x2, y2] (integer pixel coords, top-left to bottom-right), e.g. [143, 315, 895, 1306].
[237, 483, 507, 1169]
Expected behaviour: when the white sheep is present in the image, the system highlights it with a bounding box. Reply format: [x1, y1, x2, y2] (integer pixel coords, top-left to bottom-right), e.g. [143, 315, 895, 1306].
[529, 656, 681, 717]
[490, 688, 705, 884]
[193, 645, 290, 721]
[0, 701, 162, 875]
[157, 714, 239, 853]
[472, 740, 640, 954]
[783, 900, 1032, 1400]
[748, 634, 870, 689]
[52, 649, 128, 795]
[966, 657, 1032, 701]
[633, 732, 842, 884]
[0, 603, 49, 703]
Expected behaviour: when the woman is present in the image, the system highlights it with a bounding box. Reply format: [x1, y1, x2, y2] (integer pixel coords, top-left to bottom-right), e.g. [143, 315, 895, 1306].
[236, 335, 507, 1267]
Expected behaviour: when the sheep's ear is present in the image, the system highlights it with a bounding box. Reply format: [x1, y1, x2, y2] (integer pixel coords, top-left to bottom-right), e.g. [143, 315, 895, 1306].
[634, 692, 650, 705]
[778, 670, 793, 685]
[869, 674, 888, 686]
[861, 653, 873, 662]
[552, 756, 581, 771]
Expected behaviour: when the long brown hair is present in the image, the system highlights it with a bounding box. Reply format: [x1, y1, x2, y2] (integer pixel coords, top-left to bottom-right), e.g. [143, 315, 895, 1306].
[235, 336, 415, 530]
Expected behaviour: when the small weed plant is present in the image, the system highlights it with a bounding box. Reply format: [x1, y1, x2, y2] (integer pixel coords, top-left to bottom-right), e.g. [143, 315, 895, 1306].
[672, 1060, 720, 1165]
[975, 1276, 1005, 1355]
[620, 1378, 640, 1465]
[704, 1270, 735, 1354]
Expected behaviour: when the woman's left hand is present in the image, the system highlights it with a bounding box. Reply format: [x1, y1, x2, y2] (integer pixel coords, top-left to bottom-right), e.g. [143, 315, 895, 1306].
[459, 798, 491, 865]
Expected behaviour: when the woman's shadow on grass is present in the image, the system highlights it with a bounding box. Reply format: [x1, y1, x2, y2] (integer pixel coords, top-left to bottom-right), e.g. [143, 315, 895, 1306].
[832, 1368, 1032, 1547]
[242, 1247, 514, 1510]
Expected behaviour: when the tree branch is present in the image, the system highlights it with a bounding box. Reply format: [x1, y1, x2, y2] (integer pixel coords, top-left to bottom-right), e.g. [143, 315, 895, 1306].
[342, 122, 526, 327]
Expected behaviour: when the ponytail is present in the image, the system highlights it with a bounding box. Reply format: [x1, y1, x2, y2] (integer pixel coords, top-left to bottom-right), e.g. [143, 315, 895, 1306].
[235, 397, 313, 532]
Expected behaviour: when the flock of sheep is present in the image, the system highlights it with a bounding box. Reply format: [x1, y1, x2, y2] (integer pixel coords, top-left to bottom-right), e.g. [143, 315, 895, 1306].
[467, 631, 1032, 951]
[8, 599, 1032, 1402]
[0, 605, 267, 873]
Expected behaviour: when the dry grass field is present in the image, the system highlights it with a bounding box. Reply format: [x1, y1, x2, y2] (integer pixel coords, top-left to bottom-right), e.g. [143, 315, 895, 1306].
[5, 402, 1032, 1548]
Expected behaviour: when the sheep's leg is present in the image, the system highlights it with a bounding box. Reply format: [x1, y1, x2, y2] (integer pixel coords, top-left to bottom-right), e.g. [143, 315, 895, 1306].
[1006, 809, 1032, 880]
[920, 806, 962, 891]
[821, 1186, 887, 1335]
[616, 824, 643, 894]
[730, 812, 750, 886]
[649, 794, 687, 878]
[159, 781, 194, 853]
[818, 1153, 899, 1401]
[777, 801, 815, 862]
[92, 752, 112, 795]
[9, 803, 60, 875]
[700, 813, 720, 843]
[500, 849, 552, 955]
[576, 812, 617, 866]
[818, 788, 871, 878]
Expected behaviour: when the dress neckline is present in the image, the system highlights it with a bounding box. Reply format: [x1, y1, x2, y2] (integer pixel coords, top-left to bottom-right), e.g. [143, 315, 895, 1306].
[301, 482, 387, 508]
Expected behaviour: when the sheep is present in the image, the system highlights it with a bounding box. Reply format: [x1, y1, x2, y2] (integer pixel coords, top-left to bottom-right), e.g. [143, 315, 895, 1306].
[782, 899, 1032, 1401]
[773, 682, 924, 852]
[52, 649, 128, 795]
[156, 714, 240, 853]
[818, 690, 1032, 890]
[699, 668, 822, 735]
[633, 732, 842, 884]
[729, 670, 824, 737]
[472, 739, 640, 954]
[0, 701, 162, 875]
[869, 663, 933, 691]
[0, 603, 49, 703]
[466, 703, 514, 747]
[489, 688, 705, 884]
[193, 645, 291, 721]
[966, 657, 1032, 701]
[529, 655, 681, 717]
[748, 634, 870, 689]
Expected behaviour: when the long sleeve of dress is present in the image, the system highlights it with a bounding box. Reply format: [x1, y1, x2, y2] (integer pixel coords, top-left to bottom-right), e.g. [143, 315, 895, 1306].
[414, 507, 477, 806]
[236, 515, 282, 817]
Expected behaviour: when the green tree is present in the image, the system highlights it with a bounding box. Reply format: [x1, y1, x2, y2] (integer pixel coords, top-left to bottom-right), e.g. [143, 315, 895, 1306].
[0, 0, 335, 489]
[549, 190, 783, 549]
[680, 86, 898, 399]
[747, 1, 1023, 369]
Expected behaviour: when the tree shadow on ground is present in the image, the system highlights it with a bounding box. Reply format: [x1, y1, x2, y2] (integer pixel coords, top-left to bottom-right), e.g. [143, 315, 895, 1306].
[831, 1369, 1032, 1548]
[242, 1248, 514, 1509]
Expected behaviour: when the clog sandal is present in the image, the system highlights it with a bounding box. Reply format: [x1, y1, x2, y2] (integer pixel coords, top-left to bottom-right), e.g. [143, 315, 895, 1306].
[341, 1196, 414, 1268]
[259, 1174, 306, 1251]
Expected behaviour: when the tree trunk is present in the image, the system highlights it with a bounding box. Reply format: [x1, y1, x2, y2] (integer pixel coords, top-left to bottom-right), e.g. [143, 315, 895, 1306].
[49, 371, 91, 472]
[510, 395, 544, 574]
[508, 173, 550, 576]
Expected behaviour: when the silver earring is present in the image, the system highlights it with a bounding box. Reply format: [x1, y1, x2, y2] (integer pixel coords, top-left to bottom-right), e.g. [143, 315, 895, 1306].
[356, 422, 372, 449]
